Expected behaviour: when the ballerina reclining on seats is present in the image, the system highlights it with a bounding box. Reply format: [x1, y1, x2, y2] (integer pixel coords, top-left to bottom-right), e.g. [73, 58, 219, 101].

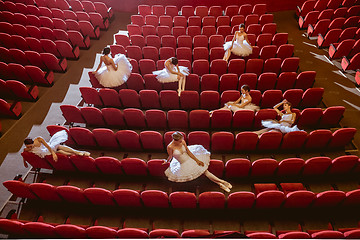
[23, 130, 90, 167]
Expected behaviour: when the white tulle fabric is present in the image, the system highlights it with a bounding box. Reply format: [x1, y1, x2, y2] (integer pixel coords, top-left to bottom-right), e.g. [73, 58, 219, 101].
[31, 130, 68, 158]
[223, 35, 252, 57]
[95, 54, 132, 87]
[261, 113, 301, 133]
[224, 96, 260, 112]
[152, 66, 190, 83]
[165, 144, 210, 182]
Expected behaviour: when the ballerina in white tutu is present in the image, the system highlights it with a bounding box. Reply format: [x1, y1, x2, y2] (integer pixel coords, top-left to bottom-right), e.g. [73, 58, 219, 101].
[254, 100, 301, 135]
[163, 132, 233, 192]
[93, 47, 132, 88]
[210, 84, 260, 116]
[152, 57, 190, 96]
[23, 130, 90, 164]
[223, 23, 253, 62]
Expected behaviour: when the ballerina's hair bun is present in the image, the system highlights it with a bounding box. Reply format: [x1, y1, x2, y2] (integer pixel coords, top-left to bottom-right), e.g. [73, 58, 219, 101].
[241, 84, 250, 92]
[24, 138, 34, 145]
[171, 57, 178, 65]
[172, 131, 183, 140]
[103, 47, 111, 55]
[239, 23, 245, 29]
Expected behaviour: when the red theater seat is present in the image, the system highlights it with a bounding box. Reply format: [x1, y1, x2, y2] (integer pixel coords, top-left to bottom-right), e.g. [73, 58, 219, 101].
[199, 192, 225, 208]
[95, 156, 122, 174]
[56, 186, 88, 204]
[227, 191, 255, 209]
[29, 183, 62, 201]
[83, 188, 115, 206]
[169, 192, 197, 208]
[113, 189, 142, 207]
[255, 190, 285, 208]
[55, 224, 87, 238]
[251, 159, 278, 177]
[277, 158, 305, 177]
[121, 158, 147, 175]
[284, 190, 316, 208]
[3, 180, 37, 199]
[70, 155, 98, 173]
[86, 226, 118, 238]
[140, 131, 164, 150]
[225, 159, 251, 178]
[23, 222, 56, 238]
[141, 190, 169, 208]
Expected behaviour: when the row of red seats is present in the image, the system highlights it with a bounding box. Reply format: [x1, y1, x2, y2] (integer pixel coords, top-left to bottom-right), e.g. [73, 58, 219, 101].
[0, 98, 22, 118]
[328, 39, 360, 60]
[0, 62, 53, 86]
[0, 11, 101, 39]
[317, 27, 360, 48]
[81, 87, 322, 111]
[138, 4, 267, 19]
[1, 215, 360, 239]
[119, 44, 293, 64]
[0, 47, 67, 73]
[296, 0, 359, 18]
[127, 23, 277, 38]
[20, 142, 360, 177]
[91, 63, 312, 92]
[127, 57, 301, 77]
[131, 13, 274, 29]
[81, 85, 322, 108]
[60, 105, 343, 130]
[0, 0, 113, 23]
[0, 79, 38, 101]
[0, 21, 90, 49]
[307, 11, 360, 37]
[0, 33, 79, 60]
[115, 32, 288, 50]
[299, 8, 360, 29]
[44, 126, 357, 152]
[89, 70, 315, 94]
[2, 0, 113, 21]
[4, 179, 360, 209]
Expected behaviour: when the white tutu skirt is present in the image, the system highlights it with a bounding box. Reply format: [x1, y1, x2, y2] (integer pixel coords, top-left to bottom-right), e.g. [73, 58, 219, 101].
[261, 120, 301, 134]
[165, 145, 210, 182]
[223, 40, 252, 57]
[152, 66, 190, 83]
[95, 54, 132, 88]
[225, 102, 260, 112]
[31, 130, 68, 158]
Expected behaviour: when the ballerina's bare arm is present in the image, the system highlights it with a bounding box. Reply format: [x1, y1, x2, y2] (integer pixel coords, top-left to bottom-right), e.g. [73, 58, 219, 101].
[183, 140, 204, 166]
[165, 59, 182, 76]
[94, 56, 104, 72]
[165, 145, 174, 163]
[35, 137, 58, 161]
[230, 32, 238, 49]
[237, 95, 253, 108]
[273, 101, 285, 117]
[244, 33, 252, 48]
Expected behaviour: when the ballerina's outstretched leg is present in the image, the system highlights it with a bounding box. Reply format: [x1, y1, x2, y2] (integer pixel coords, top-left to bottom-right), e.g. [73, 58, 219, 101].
[204, 170, 232, 192]
[57, 145, 90, 156]
[223, 49, 231, 62]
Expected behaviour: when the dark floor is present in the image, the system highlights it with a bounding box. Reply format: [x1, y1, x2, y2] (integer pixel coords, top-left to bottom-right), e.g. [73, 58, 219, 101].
[0, 10, 359, 235]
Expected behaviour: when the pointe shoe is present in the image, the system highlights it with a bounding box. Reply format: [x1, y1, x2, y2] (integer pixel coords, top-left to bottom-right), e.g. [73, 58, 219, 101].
[219, 183, 231, 193]
[83, 151, 90, 157]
